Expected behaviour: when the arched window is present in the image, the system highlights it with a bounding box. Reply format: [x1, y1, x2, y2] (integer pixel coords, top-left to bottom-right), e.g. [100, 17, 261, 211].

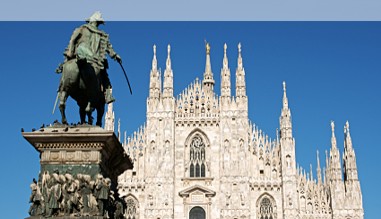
[189, 206, 206, 219]
[125, 196, 139, 219]
[257, 196, 276, 219]
[189, 135, 206, 177]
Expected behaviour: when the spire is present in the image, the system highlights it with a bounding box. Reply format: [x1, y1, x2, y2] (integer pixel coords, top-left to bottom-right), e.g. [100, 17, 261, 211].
[278, 82, 297, 216]
[317, 150, 322, 185]
[279, 81, 293, 139]
[343, 120, 359, 181]
[123, 131, 126, 146]
[163, 44, 174, 98]
[323, 167, 326, 184]
[310, 163, 313, 181]
[329, 120, 342, 181]
[149, 44, 160, 100]
[324, 150, 330, 183]
[220, 43, 231, 99]
[117, 118, 121, 141]
[237, 42, 243, 70]
[235, 43, 246, 98]
[104, 92, 115, 131]
[166, 44, 171, 70]
[202, 41, 215, 94]
[223, 43, 228, 69]
[342, 121, 362, 212]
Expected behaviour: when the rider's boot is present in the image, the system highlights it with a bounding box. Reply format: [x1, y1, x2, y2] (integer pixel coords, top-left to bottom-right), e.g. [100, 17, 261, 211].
[105, 88, 115, 104]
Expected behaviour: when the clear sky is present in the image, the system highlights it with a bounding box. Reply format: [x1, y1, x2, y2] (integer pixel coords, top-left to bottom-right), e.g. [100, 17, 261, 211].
[0, 22, 380, 218]
[1, 0, 381, 21]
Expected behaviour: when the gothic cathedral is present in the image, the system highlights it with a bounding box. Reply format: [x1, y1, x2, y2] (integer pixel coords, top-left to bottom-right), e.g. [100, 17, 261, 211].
[105, 43, 364, 219]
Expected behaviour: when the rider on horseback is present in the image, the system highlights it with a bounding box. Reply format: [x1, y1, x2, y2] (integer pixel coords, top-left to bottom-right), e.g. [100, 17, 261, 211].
[57, 11, 121, 104]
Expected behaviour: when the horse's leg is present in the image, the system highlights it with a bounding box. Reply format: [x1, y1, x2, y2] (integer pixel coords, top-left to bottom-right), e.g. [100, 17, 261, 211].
[87, 110, 93, 125]
[79, 105, 86, 124]
[59, 91, 68, 124]
[96, 104, 105, 127]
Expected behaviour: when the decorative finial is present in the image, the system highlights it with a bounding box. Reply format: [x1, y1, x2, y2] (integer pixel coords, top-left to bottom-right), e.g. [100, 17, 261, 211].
[153, 44, 156, 56]
[224, 43, 227, 55]
[331, 120, 335, 133]
[238, 43, 241, 54]
[167, 44, 171, 54]
[283, 81, 286, 92]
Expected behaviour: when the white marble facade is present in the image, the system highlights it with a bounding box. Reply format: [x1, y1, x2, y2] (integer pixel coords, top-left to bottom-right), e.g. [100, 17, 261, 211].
[107, 43, 364, 219]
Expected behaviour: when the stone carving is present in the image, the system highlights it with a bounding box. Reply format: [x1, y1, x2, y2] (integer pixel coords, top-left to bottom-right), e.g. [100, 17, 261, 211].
[114, 200, 124, 219]
[45, 173, 62, 217]
[62, 173, 80, 216]
[28, 172, 117, 218]
[94, 174, 111, 216]
[28, 179, 43, 216]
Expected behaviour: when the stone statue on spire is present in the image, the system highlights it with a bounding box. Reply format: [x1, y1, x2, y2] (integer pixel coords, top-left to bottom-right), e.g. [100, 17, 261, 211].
[205, 41, 211, 55]
[345, 120, 350, 133]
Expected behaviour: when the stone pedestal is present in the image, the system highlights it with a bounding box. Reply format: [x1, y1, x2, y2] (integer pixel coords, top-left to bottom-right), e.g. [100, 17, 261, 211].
[23, 124, 133, 218]
[23, 124, 133, 185]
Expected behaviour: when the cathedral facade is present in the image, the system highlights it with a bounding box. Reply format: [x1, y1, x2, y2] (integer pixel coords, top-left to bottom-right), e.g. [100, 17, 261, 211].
[106, 43, 364, 219]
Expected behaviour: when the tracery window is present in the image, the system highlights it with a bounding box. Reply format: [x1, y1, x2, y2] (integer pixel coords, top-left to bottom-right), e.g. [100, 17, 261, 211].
[258, 197, 276, 219]
[189, 135, 206, 177]
[125, 196, 139, 219]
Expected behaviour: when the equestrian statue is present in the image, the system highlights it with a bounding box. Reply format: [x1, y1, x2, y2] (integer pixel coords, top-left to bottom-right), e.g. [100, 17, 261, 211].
[55, 11, 129, 127]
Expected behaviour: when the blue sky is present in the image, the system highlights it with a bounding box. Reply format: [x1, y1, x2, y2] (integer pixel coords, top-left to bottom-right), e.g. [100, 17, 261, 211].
[1, 1, 381, 21]
[0, 22, 380, 218]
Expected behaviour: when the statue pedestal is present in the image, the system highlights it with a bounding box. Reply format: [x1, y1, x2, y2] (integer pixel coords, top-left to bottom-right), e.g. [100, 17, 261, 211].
[23, 124, 132, 187]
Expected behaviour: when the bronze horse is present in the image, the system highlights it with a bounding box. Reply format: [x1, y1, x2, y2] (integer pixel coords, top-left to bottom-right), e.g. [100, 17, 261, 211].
[58, 59, 105, 126]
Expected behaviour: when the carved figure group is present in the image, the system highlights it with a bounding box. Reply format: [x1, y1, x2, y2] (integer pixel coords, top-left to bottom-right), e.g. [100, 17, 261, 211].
[28, 172, 115, 218]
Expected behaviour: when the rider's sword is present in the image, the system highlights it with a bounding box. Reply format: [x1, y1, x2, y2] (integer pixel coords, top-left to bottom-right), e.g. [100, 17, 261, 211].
[52, 92, 59, 114]
[118, 61, 133, 95]
[52, 67, 63, 115]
